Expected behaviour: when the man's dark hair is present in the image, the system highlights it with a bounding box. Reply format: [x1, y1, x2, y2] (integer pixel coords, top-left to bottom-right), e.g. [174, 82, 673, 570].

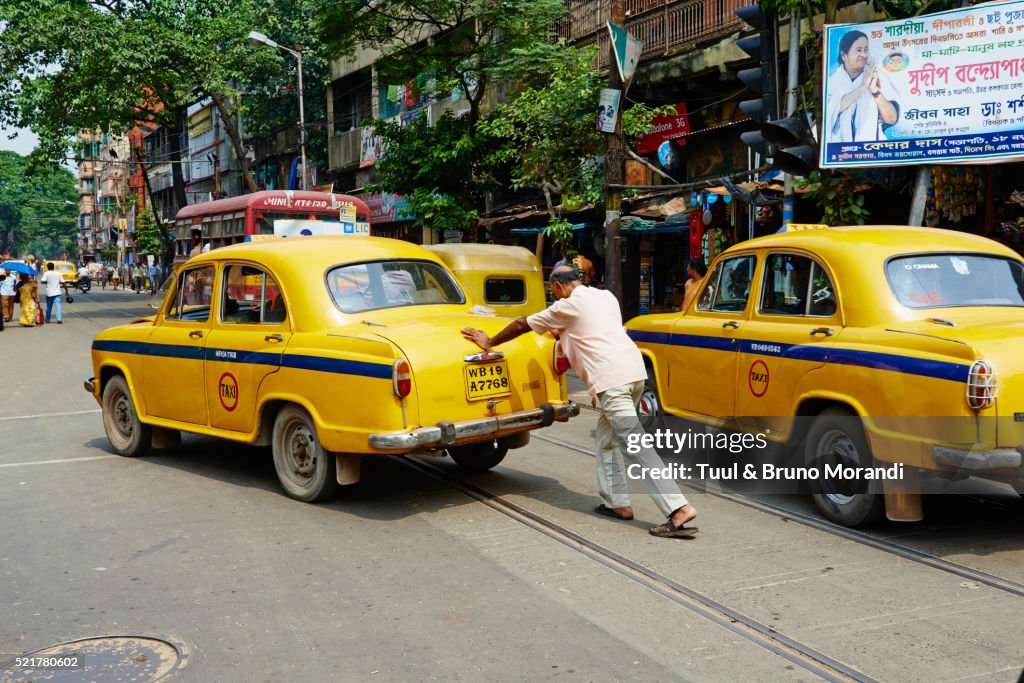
[838, 30, 868, 64]
[549, 267, 581, 286]
[46, 262, 55, 270]
[688, 258, 708, 277]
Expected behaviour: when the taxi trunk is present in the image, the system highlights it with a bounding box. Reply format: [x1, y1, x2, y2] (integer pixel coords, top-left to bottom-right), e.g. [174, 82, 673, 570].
[888, 311, 1024, 451]
[369, 315, 562, 428]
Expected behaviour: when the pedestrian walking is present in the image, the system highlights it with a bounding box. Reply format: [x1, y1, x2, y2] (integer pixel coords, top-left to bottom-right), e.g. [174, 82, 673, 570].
[461, 265, 699, 538]
[0, 269, 16, 323]
[39, 262, 64, 324]
[682, 258, 708, 311]
[132, 264, 144, 293]
[15, 273, 39, 327]
[148, 263, 160, 295]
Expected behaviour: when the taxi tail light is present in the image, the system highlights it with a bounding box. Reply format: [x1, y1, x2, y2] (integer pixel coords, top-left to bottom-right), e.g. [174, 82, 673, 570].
[393, 359, 412, 398]
[966, 359, 997, 410]
[553, 341, 570, 375]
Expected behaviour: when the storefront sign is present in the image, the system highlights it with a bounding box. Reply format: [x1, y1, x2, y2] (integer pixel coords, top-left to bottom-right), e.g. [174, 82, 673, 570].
[822, 3, 1024, 168]
[635, 103, 690, 155]
[361, 192, 413, 224]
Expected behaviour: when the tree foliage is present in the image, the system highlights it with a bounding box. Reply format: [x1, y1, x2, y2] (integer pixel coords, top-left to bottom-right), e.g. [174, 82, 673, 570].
[0, 150, 78, 258]
[368, 111, 495, 232]
[0, 0, 328, 190]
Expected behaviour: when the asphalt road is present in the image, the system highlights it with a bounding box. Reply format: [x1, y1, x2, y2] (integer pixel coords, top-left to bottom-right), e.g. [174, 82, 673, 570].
[1, 288, 1023, 682]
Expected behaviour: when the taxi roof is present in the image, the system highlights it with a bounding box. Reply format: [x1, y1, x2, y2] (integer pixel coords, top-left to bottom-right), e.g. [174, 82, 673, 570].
[728, 226, 1017, 260]
[185, 235, 442, 271]
[425, 243, 541, 272]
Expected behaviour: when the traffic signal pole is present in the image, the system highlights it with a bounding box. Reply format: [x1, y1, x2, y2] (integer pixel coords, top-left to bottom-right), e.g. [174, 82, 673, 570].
[604, 0, 625, 304]
[782, 10, 801, 228]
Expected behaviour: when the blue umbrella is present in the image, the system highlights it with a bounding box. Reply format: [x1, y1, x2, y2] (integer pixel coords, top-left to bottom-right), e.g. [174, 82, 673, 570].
[1, 262, 36, 276]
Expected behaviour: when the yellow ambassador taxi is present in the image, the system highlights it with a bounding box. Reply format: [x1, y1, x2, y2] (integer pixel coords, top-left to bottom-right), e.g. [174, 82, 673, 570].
[85, 236, 579, 502]
[627, 226, 1024, 526]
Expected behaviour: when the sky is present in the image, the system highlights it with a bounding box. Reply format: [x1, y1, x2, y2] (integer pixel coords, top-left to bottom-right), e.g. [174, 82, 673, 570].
[1, 125, 38, 156]
[2, 124, 79, 173]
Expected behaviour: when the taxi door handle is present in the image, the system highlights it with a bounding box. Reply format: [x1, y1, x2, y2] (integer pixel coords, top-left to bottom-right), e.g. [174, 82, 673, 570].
[722, 321, 741, 330]
[810, 327, 834, 337]
[265, 334, 284, 342]
[189, 330, 204, 339]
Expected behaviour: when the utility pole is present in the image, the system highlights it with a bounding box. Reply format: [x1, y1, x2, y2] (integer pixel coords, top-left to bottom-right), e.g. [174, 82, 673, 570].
[603, 0, 625, 304]
[781, 9, 800, 228]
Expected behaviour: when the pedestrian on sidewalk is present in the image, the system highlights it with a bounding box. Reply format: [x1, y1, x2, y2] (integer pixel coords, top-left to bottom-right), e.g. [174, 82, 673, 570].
[0, 269, 15, 323]
[39, 262, 64, 324]
[461, 265, 699, 538]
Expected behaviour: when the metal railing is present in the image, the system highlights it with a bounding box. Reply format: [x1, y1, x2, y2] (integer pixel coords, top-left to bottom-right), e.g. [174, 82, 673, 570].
[558, 0, 755, 68]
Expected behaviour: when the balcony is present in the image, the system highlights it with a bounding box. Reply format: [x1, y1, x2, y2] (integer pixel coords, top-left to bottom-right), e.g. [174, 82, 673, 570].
[558, 0, 755, 68]
[329, 126, 363, 171]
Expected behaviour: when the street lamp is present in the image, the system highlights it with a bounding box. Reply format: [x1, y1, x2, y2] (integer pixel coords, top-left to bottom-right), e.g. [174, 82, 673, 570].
[248, 30, 308, 191]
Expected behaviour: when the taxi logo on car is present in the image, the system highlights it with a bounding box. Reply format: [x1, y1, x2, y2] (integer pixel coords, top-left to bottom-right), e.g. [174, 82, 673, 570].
[219, 372, 239, 412]
[748, 360, 769, 397]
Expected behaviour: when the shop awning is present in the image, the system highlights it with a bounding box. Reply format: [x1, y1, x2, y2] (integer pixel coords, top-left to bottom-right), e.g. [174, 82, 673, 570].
[509, 221, 596, 235]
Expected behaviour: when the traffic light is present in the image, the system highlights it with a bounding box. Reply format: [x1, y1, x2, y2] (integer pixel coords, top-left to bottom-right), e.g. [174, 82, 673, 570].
[735, 6, 780, 159]
[763, 112, 819, 176]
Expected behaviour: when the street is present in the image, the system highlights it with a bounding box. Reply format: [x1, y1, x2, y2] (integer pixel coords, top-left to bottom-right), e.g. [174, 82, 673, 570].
[1, 288, 1023, 682]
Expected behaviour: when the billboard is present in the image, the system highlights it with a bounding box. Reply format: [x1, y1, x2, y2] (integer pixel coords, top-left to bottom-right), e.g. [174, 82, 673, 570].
[821, 2, 1024, 168]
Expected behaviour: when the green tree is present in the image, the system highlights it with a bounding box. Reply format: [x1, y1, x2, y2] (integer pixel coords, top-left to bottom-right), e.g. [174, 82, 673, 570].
[481, 49, 669, 258]
[0, 150, 77, 258]
[0, 0, 329, 193]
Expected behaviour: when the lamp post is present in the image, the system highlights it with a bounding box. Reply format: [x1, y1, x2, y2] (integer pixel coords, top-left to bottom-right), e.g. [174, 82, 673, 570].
[248, 30, 308, 191]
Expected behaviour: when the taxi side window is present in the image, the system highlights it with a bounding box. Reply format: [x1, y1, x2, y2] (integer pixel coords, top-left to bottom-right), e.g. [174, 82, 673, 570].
[167, 266, 214, 322]
[699, 255, 755, 313]
[221, 264, 286, 324]
[760, 255, 837, 317]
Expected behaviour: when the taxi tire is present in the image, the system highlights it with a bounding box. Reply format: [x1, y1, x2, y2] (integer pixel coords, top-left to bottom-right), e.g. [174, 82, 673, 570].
[448, 439, 509, 472]
[101, 375, 152, 457]
[638, 376, 665, 430]
[805, 407, 885, 527]
[272, 405, 338, 502]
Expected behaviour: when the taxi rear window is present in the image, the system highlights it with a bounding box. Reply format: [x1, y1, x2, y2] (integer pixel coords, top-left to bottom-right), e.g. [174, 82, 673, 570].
[328, 260, 465, 313]
[484, 277, 526, 304]
[885, 254, 1024, 308]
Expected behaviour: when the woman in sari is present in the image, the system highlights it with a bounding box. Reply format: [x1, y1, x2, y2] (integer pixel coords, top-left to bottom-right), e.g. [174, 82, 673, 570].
[16, 273, 39, 327]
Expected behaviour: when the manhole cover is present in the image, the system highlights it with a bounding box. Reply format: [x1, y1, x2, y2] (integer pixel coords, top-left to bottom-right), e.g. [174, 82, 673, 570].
[0, 635, 185, 682]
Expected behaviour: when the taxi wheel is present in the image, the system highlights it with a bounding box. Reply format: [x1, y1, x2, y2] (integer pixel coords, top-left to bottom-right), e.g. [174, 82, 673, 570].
[638, 376, 665, 430]
[272, 405, 338, 502]
[448, 439, 509, 472]
[805, 407, 885, 527]
[101, 375, 152, 457]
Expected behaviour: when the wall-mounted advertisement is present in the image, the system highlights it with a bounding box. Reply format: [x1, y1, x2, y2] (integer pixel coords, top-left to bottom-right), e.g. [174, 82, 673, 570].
[821, 2, 1024, 168]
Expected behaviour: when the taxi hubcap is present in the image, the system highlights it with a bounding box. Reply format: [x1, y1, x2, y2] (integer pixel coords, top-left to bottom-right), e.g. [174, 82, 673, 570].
[817, 429, 859, 504]
[287, 424, 317, 479]
[113, 394, 133, 437]
[638, 390, 659, 422]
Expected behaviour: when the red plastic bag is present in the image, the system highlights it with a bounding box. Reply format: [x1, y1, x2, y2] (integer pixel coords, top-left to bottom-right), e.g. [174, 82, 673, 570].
[36, 306, 44, 325]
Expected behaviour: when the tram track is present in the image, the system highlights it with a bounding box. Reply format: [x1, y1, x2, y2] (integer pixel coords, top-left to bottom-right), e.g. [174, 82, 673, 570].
[534, 432, 1024, 599]
[400, 454, 876, 683]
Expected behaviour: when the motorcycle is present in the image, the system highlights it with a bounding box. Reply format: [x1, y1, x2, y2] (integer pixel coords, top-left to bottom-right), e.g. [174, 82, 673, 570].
[63, 276, 91, 302]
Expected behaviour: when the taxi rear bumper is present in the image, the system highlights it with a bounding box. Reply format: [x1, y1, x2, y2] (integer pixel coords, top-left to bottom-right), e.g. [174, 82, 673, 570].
[931, 445, 1023, 470]
[369, 402, 579, 451]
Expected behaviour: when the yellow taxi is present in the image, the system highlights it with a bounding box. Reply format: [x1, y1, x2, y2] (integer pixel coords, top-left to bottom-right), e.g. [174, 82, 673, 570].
[626, 226, 1024, 526]
[425, 243, 546, 318]
[85, 236, 578, 502]
[46, 260, 78, 283]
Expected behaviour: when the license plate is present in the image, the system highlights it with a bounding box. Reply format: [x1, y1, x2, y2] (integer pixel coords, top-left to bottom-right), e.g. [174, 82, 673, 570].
[464, 360, 511, 401]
